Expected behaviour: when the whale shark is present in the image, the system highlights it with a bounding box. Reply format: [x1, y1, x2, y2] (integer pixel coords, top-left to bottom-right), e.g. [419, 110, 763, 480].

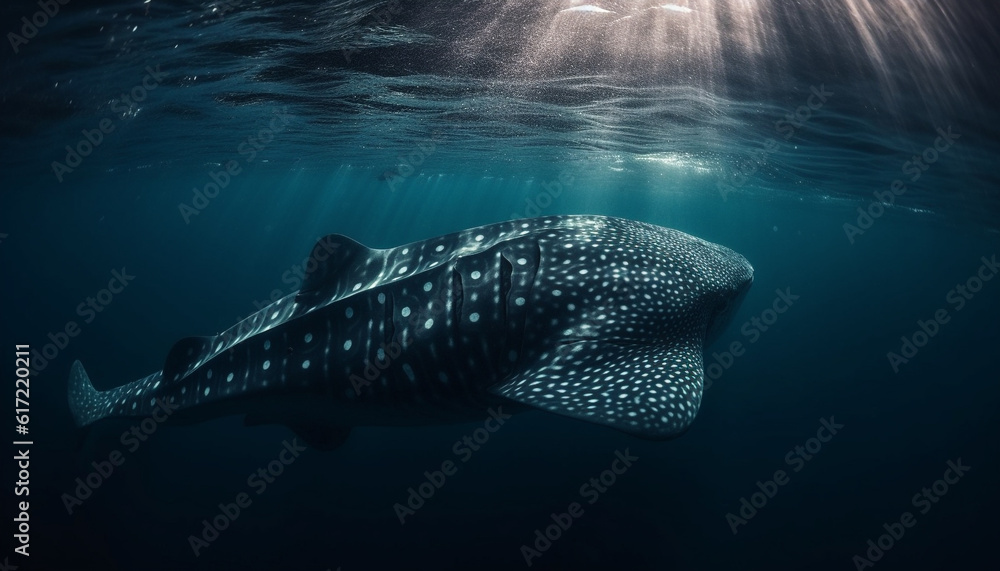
[68, 215, 753, 448]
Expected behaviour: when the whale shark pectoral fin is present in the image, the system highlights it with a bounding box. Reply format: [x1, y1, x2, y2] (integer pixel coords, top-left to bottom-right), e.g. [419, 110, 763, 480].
[488, 338, 705, 440]
[163, 336, 218, 383]
[297, 234, 373, 297]
[243, 414, 351, 451]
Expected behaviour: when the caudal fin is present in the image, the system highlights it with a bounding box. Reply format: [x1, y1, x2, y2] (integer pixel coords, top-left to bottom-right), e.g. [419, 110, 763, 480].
[69, 361, 168, 427]
[68, 360, 107, 427]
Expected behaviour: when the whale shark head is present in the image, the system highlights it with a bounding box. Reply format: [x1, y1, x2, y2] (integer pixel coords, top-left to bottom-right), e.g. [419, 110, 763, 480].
[489, 217, 753, 439]
[696, 240, 755, 345]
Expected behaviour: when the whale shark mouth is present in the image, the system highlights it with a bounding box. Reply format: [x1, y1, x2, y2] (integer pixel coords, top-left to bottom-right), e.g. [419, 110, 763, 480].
[706, 272, 753, 345]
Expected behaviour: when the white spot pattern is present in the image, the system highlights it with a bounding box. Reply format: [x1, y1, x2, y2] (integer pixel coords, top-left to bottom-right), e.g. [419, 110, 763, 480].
[66, 216, 752, 443]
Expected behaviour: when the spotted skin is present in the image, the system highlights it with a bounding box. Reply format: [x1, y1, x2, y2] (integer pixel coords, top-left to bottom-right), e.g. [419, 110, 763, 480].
[68, 215, 752, 441]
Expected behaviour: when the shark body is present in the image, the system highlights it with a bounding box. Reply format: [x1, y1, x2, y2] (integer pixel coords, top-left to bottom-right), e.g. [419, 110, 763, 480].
[69, 215, 753, 448]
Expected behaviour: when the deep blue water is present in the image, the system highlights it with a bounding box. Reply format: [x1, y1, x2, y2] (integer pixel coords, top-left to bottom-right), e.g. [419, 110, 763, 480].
[1, 1, 999, 570]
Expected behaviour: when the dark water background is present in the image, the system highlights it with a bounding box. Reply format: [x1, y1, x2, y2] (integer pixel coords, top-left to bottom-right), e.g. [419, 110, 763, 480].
[1, 1, 998, 570]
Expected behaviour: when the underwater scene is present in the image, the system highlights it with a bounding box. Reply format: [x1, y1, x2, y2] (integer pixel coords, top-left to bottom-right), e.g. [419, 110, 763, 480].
[1, 1, 998, 570]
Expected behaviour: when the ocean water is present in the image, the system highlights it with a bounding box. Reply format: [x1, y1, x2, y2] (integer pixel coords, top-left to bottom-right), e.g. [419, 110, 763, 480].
[1, 1, 999, 570]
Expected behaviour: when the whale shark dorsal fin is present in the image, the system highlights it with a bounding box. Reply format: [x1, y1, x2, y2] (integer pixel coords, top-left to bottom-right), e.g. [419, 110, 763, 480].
[299, 234, 372, 296]
[163, 336, 217, 383]
[489, 337, 705, 440]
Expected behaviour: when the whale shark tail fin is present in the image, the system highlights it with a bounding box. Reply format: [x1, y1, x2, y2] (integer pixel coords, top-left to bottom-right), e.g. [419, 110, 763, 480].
[68, 360, 105, 427]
